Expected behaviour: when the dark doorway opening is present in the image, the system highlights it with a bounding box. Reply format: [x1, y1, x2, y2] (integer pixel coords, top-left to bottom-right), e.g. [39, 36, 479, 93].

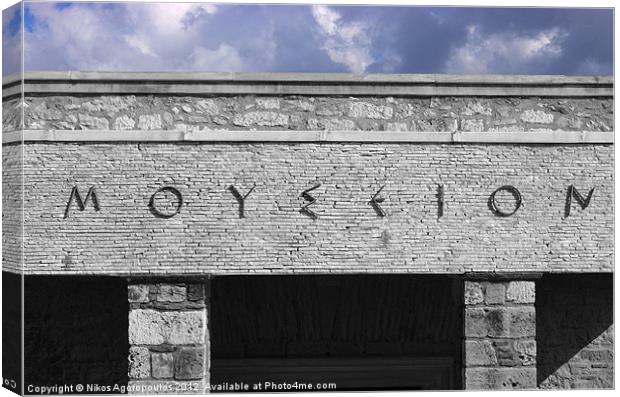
[210, 275, 463, 391]
[23, 276, 129, 393]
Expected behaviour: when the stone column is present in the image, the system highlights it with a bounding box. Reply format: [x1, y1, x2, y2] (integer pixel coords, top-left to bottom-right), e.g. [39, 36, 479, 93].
[127, 278, 211, 394]
[463, 276, 537, 390]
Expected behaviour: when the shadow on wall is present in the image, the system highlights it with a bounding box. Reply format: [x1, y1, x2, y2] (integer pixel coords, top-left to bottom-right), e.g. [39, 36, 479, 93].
[24, 276, 129, 393]
[537, 273, 613, 389]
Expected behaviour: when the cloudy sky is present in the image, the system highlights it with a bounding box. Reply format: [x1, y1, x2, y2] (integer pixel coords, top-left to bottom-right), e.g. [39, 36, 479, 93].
[2, 1, 614, 76]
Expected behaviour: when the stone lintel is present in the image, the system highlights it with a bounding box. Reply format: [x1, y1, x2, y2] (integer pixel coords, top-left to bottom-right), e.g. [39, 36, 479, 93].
[3, 129, 614, 145]
[464, 272, 544, 281]
[2, 71, 613, 98]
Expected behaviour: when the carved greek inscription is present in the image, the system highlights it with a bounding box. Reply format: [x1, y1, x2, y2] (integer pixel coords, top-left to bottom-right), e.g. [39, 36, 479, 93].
[369, 185, 387, 217]
[149, 187, 183, 218]
[436, 184, 444, 219]
[489, 185, 522, 217]
[229, 185, 255, 218]
[565, 185, 595, 218]
[64, 186, 100, 219]
[300, 183, 321, 219]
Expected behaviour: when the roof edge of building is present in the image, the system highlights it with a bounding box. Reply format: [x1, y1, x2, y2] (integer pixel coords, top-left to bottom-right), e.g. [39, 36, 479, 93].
[2, 71, 614, 98]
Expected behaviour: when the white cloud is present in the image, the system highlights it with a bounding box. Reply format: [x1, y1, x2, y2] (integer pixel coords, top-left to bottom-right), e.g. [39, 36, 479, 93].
[190, 44, 246, 72]
[2, 4, 22, 75]
[22, 2, 269, 73]
[445, 25, 568, 74]
[124, 34, 157, 57]
[311, 5, 375, 73]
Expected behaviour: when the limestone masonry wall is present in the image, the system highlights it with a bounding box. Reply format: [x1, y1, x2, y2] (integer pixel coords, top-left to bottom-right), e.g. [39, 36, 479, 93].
[2, 95, 613, 133]
[2, 144, 22, 274]
[16, 142, 613, 275]
[2, 73, 614, 275]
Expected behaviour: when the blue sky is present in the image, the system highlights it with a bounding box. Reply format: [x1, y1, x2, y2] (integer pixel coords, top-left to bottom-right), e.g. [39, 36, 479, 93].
[2, 1, 614, 76]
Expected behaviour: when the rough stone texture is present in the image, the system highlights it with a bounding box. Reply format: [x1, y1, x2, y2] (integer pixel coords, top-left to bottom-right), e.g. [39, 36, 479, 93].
[465, 368, 537, 389]
[129, 347, 151, 380]
[151, 352, 174, 379]
[11, 143, 613, 275]
[520, 109, 554, 124]
[174, 348, 204, 380]
[113, 115, 136, 130]
[156, 284, 186, 303]
[465, 340, 498, 366]
[128, 309, 205, 345]
[464, 279, 537, 389]
[78, 114, 109, 130]
[465, 307, 535, 338]
[128, 285, 150, 303]
[484, 283, 506, 305]
[506, 281, 536, 303]
[16, 95, 613, 133]
[137, 114, 163, 130]
[2, 97, 23, 132]
[464, 281, 484, 305]
[537, 274, 613, 389]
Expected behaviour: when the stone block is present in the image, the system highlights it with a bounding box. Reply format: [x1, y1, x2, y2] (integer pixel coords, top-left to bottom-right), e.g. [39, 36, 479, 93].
[465, 367, 536, 389]
[129, 309, 205, 345]
[195, 99, 220, 115]
[157, 284, 187, 303]
[461, 119, 484, 132]
[494, 340, 519, 367]
[465, 340, 497, 366]
[255, 98, 280, 110]
[484, 282, 506, 305]
[514, 339, 536, 366]
[151, 352, 174, 379]
[128, 347, 151, 380]
[187, 284, 205, 301]
[348, 102, 393, 119]
[174, 348, 205, 380]
[520, 109, 554, 124]
[232, 111, 288, 127]
[465, 307, 510, 338]
[464, 281, 484, 305]
[509, 307, 536, 338]
[113, 115, 136, 130]
[138, 114, 163, 130]
[506, 281, 535, 304]
[463, 102, 493, 116]
[78, 114, 109, 130]
[307, 118, 355, 130]
[386, 122, 410, 131]
[128, 285, 150, 303]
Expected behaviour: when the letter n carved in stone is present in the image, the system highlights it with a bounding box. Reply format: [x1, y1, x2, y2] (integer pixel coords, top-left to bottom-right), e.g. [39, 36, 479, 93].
[565, 185, 595, 218]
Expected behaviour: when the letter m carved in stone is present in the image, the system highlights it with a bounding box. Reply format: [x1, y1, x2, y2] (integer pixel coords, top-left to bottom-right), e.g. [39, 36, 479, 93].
[64, 186, 101, 218]
[565, 185, 595, 218]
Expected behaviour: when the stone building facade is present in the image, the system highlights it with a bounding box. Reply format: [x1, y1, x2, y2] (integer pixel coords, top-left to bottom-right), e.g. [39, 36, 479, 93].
[2, 72, 614, 393]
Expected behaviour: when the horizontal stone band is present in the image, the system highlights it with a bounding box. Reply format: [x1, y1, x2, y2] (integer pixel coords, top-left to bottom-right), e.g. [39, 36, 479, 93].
[2, 71, 613, 98]
[3, 130, 614, 145]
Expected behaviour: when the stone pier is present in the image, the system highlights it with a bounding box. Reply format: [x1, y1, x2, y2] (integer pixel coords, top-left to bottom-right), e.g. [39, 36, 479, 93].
[127, 279, 211, 394]
[463, 276, 538, 389]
